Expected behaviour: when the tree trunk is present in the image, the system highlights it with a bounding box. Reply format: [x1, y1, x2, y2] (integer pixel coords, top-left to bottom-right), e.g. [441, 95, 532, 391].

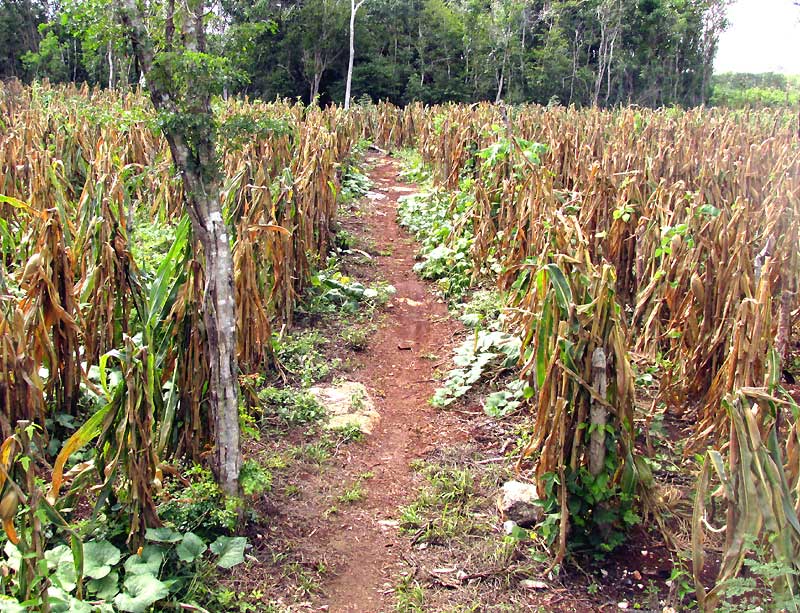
[589, 348, 608, 476]
[344, 0, 365, 110]
[495, 58, 505, 104]
[119, 0, 241, 497]
[108, 41, 114, 90]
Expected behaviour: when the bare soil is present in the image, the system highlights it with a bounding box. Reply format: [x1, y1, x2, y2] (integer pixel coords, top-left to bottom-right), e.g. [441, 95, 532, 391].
[314, 156, 469, 611]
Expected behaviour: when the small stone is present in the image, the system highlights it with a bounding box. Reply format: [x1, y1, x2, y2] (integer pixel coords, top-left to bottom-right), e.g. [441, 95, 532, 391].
[498, 481, 543, 527]
[503, 520, 517, 534]
[520, 580, 548, 590]
[618, 602, 629, 610]
[632, 570, 642, 581]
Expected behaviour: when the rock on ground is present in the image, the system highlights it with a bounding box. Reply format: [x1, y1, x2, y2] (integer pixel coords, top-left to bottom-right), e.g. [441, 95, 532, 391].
[499, 480, 543, 528]
[308, 381, 380, 435]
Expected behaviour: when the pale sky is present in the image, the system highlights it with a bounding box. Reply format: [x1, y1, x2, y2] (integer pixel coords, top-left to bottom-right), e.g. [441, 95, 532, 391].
[715, 0, 800, 74]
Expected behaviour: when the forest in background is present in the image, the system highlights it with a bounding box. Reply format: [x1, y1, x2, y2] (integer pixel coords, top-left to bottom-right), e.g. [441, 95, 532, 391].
[0, 0, 752, 108]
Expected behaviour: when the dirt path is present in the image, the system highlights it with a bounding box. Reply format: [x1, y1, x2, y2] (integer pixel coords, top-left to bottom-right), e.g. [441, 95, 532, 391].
[313, 154, 467, 612]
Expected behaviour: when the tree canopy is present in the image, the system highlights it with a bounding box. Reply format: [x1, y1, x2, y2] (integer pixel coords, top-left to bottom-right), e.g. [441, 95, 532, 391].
[2, 0, 734, 107]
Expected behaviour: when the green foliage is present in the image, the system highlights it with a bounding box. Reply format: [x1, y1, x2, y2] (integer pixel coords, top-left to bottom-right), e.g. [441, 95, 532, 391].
[458, 289, 505, 330]
[150, 52, 246, 102]
[6, 0, 724, 106]
[712, 72, 800, 108]
[340, 325, 372, 351]
[20, 28, 69, 82]
[539, 463, 641, 558]
[274, 331, 338, 387]
[399, 464, 483, 545]
[305, 268, 395, 315]
[398, 188, 474, 299]
[331, 423, 364, 443]
[239, 459, 272, 497]
[218, 113, 295, 151]
[433, 330, 522, 408]
[0, 528, 247, 612]
[128, 214, 178, 280]
[157, 465, 238, 538]
[340, 166, 372, 202]
[257, 386, 325, 427]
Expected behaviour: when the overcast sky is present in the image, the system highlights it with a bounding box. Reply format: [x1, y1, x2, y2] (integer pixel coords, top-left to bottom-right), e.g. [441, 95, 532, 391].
[714, 0, 800, 74]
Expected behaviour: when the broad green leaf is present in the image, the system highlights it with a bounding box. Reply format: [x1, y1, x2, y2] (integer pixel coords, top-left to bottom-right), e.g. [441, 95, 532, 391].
[83, 540, 121, 580]
[124, 545, 164, 576]
[46, 586, 93, 613]
[114, 574, 169, 613]
[543, 264, 573, 311]
[46, 545, 76, 592]
[3, 542, 20, 572]
[0, 598, 26, 613]
[87, 570, 120, 600]
[145, 527, 182, 543]
[210, 536, 246, 569]
[176, 532, 207, 563]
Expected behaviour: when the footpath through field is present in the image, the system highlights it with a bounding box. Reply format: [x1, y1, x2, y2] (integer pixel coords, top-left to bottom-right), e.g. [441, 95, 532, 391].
[315, 154, 467, 611]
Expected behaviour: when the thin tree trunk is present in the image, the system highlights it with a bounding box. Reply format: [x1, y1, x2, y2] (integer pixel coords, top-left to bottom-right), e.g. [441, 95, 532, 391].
[119, 0, 241, 496]
[495, 55, 506, 104]
[108, 41, 114, 90]
[344, 0, 365, 110]
[589, 348, 608, 476]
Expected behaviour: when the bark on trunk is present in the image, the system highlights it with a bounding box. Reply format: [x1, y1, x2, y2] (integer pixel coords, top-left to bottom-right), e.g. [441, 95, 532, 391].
[589, 347, 608, 476]
[119, 0, 241, 497]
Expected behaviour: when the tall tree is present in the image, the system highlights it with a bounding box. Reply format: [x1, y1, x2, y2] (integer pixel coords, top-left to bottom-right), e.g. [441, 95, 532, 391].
[344, 0, 367, 109]
[0, 0, 48, 79]
[118, 0, 241, 496]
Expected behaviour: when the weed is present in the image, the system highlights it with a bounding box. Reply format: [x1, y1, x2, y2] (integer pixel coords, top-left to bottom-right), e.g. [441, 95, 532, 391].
[350, 388, 367, 410]
[395, 575, 425, 612]
[338, 481, 366, 504]
[458, 289, 505, 330]
[305, 265, 395, 315]
[284, 484, 300, 498]
[340, 166, 373, 202]
[239, 459, 272, 496]
[341, 325, 372, 351]
[432, 329, 524, 409]
[275, 331, 338, 387]
[285, 561, 321, 596]
[293, 440, 332, 464]
[334, 228, 357, 251]
[239, 404, 261, 441]
[332, 423, 364, 443]
[158, 465, 239, 537]
[399, 464, 482, 543]
[258, 386, 325, 426]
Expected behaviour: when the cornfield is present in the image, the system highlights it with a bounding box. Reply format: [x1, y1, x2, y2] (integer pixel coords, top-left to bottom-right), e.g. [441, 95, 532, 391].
[398, 101, 800, 607]
[1, 82, 799, 609]
[0, 82, 363, 542]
